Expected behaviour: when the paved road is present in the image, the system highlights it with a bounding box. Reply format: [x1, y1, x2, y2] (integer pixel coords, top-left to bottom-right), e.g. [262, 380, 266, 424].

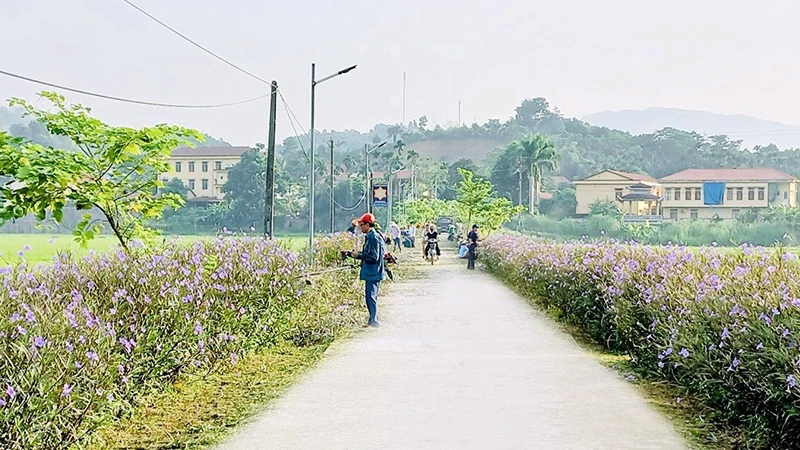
[218, 260, 687, 450]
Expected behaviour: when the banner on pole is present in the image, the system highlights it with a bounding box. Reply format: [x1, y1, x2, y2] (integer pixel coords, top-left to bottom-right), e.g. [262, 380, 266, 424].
[372, 184, 388, 208]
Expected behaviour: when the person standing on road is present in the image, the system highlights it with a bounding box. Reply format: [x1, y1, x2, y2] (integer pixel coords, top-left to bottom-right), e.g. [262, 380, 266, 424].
[408, 223, 417, 248]
[467, 224, 480, 270]
[344, 213, 385, 328]
[389, 222, 402, 252]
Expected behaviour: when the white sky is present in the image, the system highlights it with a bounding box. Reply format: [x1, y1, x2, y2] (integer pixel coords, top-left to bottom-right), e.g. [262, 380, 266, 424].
[2, 0, 799, 145]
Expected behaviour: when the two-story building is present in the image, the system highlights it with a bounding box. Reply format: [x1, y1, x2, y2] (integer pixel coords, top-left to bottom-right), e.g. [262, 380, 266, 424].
[659, 168, 798, 221]
[574, 170, 660, 215]
[164, 146, 249, 202]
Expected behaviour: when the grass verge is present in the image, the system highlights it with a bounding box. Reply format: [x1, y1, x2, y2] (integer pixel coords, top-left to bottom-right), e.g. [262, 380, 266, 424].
[89, 343, 329, 449]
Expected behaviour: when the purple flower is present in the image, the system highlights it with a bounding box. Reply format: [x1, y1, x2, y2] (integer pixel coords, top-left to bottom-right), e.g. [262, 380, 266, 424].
[33, 336, 46, 349]
[679, 348, 690, 358]
[61, 383, 72, 397]
[194, 322, 204, 335]
[788, 375, 798, 389]
[86, 351, 99, 362]
[756, 342, 764, 351]
[6, 386, 16, 399]
[727, 357, 740, 372]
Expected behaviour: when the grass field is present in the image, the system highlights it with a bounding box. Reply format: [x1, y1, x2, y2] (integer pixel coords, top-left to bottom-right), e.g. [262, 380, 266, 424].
[0, 233, 308, 266]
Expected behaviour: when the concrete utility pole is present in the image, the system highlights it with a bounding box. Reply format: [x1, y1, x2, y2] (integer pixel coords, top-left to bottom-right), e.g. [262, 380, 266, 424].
[264, 80, 278, 239]
[329, 138, 335, 233]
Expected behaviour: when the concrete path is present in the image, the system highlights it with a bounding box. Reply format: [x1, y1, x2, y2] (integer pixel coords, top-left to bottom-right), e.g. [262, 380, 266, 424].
[218, 260, 687, 450]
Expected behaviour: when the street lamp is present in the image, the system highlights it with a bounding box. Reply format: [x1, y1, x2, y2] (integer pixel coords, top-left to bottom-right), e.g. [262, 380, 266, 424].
[364, 141, 387, 214]
[308, 63, 357, 264]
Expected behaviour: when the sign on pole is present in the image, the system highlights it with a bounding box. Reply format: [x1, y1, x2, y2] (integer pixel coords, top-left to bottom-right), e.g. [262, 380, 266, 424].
[372, 184, 388, 208]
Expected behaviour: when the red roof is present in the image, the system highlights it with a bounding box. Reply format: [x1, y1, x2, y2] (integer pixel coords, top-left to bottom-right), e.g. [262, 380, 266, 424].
[607, 170, 657, 182]
[660, 168, 796, 182]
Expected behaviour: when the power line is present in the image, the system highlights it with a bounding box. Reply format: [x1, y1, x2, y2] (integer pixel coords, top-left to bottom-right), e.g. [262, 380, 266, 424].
[0, 69, 270, 108]
[279, 93, 311, 161]
[120, 0, 271, 86]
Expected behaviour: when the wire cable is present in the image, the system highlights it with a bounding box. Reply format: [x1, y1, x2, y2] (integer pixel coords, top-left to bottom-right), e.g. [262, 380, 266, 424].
[120, 0, 272, 86]
[0, 69, 270, 108]
[279, 93, 311, 161]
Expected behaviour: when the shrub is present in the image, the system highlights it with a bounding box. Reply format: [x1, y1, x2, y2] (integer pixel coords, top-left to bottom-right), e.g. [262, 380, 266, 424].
[0, 234, 357, 449]
[483, 235, 800, 448]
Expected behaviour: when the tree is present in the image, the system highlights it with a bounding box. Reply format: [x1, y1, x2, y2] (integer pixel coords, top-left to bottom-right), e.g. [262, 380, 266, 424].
[508, 134, 559, 215]
[0, 92, 200, 249]
[162, 178, 189, 201]
[588, 199, 623, 218]
[220, 148, 266, 230]
[455, 168, 522, 232]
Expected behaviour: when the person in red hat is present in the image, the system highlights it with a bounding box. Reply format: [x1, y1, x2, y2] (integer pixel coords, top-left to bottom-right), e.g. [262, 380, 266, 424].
[343, 212, 386, 327]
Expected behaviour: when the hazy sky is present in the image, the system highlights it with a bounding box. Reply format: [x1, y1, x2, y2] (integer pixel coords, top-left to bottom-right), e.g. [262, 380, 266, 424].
[2, 0, 799, 145]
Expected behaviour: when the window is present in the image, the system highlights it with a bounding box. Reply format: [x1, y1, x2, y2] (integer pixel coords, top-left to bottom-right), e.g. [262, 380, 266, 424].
[669, 209, 678, 220]
[685, 189, 692, 201]
[748, 188, 755, 201]
[690, 209, 698, 220]
[695, 188, 701, 201]
[785, 191, 789, 200]
[736, 188, 743, 201]
[175, 162, 182, 172]
[202, 161, 208, 172]
[732, 209, 740, 219]
[614, 188, 623, 201]
[215, 161, 222, 170]
[726, 188, 733, 201]
[202, 179, 209, 190]
[161, 178, 169, 183]
[188, 162, 195, 172]
[665, 188, 672, 201]
[758, 188, 765, 201]
[188, 179, 195, 190]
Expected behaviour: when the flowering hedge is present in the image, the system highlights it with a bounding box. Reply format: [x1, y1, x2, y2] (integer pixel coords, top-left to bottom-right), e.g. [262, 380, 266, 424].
[482, 235, 800, 448]
[0, 234, 359, 449]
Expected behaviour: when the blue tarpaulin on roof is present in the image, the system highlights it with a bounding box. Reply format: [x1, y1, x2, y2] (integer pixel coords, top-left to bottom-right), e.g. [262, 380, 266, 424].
[703, 182, 725, 205]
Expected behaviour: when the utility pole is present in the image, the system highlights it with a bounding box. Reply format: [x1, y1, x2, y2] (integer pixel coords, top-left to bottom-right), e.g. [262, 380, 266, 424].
[365, 143, 370, 214]
[458, 100, 461, 126]
[329, 138, 335, 233]
[387, 171, 393, 226]
[308, 63, 316, 260]
[264, 80, 278, 239]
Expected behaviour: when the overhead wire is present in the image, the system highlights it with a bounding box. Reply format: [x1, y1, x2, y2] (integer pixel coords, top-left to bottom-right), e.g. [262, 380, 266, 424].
[0, 69, 269, 108]
[119, 0, 272, 86]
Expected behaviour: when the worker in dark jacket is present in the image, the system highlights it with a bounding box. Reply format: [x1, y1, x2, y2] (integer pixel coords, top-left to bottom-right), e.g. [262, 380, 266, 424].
[467, 224, 480, 270]
[344, 213, 386, 327]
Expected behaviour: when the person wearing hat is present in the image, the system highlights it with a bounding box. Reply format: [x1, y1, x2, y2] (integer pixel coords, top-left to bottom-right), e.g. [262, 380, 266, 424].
[466, 224, 480, 270]
[346, 218, 359, 235]
[343, 212, 386, 327]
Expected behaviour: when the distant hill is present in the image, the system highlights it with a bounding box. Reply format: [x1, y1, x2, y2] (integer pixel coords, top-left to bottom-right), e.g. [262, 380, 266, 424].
[583, 107, 800, 149]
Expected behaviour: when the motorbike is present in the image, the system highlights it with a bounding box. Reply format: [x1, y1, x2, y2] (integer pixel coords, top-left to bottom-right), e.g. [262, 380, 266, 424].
[426, 239, 439, 265]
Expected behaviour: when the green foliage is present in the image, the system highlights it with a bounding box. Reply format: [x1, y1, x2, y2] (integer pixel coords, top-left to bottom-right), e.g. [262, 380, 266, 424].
[588, 199, 623, 218]
[397, 198, 458, 226]
[0, 92, 201, 249]
[455, 168, 523, 232]
[507, 134, 559, 213]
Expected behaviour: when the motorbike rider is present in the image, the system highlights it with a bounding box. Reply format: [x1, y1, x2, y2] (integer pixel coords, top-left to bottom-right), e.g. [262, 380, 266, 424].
[425, 224, 441, 259]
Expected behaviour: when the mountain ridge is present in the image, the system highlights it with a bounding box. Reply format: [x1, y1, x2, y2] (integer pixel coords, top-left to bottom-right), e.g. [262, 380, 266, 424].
[582, 107, 800, 149]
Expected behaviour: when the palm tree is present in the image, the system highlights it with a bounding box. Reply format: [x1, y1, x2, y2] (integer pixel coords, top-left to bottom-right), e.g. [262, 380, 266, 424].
[509, 134, 558, 214]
